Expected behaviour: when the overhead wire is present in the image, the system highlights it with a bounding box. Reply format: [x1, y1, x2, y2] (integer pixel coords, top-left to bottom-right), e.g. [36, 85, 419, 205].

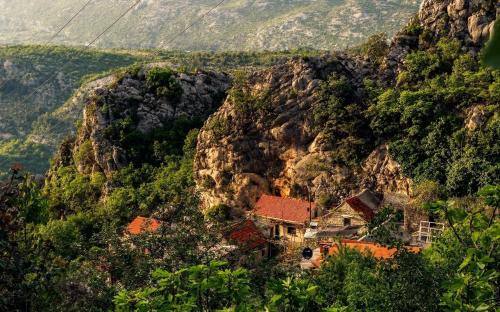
[160, 0, 228, 50]
[0, 0, 94, 92]
[0, 0, 143, 170]
[20, 0, 143, 105]
[1, 0, 235, 171]
[49, 0, 95, 42]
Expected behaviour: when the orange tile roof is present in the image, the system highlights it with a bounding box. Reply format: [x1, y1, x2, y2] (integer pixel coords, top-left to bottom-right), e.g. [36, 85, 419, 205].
[313, 239, 422, 267]
[126, 216, 161, 235]
[229, 220, 267, 250]
[254, 194, 315, 224]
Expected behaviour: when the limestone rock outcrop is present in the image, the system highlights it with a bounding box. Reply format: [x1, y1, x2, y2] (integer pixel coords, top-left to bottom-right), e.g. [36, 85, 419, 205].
[383, 0, 498, 79]
[194, 0, 498, 212]
[50, 65, 230, 177]
[194, 55, 410, 212]
[419, 0, 497, 45]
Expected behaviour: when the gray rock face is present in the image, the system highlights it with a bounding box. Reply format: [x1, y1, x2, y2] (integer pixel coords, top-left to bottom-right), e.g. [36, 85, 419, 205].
[419, 0, 497, 45]
[194, 55, 393, 212]
[51, 65, 230, 176]
[383, 0, 498, 80]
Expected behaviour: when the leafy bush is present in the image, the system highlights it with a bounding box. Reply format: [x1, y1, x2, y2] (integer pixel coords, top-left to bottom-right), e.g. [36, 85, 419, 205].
[114, 261, 254, 311]
[313, 74, 374, 165]
[207, 115, 230, 139]
[73, 140, 94, 169]
[146, 67, 183, 99]
[424, 186, 500, 311]
[367, 43, 500, 196]
[229, 71, 271, 115]
[44, 166, 103, 217]
[205, 203, 232, 222]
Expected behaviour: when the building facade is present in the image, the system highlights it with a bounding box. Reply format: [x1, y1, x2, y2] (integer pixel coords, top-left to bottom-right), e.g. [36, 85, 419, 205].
[252, 194, 318, 244]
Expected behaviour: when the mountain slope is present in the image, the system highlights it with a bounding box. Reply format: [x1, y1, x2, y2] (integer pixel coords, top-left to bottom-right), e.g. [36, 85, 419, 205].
[0, 46, 145, 176]
[46, 0, 499, 218]
[0, 0, 420, 51]
[194, 0, 499, 209]
[0, 47, 314, 177]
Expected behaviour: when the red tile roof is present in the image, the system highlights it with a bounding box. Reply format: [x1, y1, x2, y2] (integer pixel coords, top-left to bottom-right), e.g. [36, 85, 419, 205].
[126, 216, 161, 235]
[229, 220, 267, 250]
[313, 239, 422, 267]
[345, 196, 375, 221]
[254, 194, 315, 224]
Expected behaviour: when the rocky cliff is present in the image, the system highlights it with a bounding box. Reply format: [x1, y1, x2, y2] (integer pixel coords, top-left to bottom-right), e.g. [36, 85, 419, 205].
[50, 64, 230, 177]
[47, 0, 498, 213]
[193, 55, 411, 212]
[194, 0, 499, 211]
[384, 0, 498, 78]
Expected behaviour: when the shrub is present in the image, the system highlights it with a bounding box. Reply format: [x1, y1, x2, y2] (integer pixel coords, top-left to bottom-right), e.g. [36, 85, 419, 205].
[205, 203, 232, 222]
[318, 193, 335, 209]
[228, 70, 271, 115]
[207, 115, 230, 139]
[314, 74, 374, 165]
[146, 67, 182, 99]
[73, 140, 94, 168]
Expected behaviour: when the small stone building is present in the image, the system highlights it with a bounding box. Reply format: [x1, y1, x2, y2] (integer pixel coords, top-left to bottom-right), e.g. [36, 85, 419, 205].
[252, 194, 319, 244]
[320, 189, 381, 229]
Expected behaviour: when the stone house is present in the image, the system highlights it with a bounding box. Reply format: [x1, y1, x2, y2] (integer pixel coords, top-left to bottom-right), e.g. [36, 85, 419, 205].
[320, 189, 381, 228]
[304, 189, 382, 240]
[252, 194, 319, 244]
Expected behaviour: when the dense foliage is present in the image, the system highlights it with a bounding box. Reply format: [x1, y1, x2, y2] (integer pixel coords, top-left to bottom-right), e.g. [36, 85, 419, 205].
[3, 124, 497, 311]
[379, 39, 500, 196]
[314, 74, 375, 165]
[1, 117, 235, 311]
[313, 37, 500, 197]
[112, 186, 499, 312]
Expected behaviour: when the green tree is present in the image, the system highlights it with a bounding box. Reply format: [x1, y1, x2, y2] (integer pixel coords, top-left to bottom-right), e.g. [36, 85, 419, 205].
[114, 261, 255, 312]
[424, 185, 500, 311]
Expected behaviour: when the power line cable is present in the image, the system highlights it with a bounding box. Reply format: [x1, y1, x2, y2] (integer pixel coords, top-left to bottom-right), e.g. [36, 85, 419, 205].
[0, 0, 94, 92]
[1, 0, 234, 172]
[160, 0, 228, 49]
[49, 0, 95, 42]
[20, 0, 143, 105]
[0, 0, 143, 170]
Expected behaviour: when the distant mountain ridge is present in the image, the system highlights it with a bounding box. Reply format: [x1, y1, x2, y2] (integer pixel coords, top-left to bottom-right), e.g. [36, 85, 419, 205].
[0, 0, 421, 51]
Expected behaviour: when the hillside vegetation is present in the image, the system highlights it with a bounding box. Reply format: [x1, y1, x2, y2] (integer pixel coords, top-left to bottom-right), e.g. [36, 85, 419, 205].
[0, 46, 316, 177]
[0, 0, 499, 311]
[0, 0, 420, 51]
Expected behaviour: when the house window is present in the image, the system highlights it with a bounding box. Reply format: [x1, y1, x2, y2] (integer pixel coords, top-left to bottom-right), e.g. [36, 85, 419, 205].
[343, 217, 351, 226]
[274, 224, 280, 239]
[287, 226, 297, 236]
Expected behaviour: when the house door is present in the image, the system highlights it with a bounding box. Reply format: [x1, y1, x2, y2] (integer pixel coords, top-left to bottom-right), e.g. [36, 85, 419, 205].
[274, 224, 280, 239]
